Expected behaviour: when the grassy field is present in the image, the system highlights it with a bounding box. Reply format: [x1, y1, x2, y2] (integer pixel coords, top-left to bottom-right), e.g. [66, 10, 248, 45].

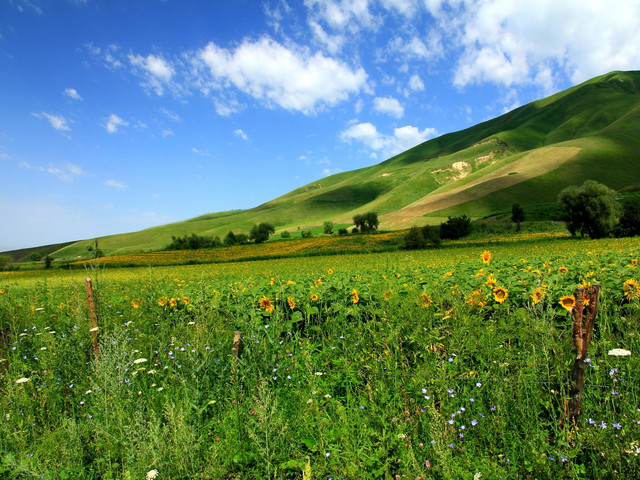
[1, 235, 640, 479]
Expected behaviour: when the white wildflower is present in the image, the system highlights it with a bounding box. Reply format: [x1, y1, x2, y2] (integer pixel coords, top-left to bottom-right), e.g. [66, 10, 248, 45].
[133, 358, 147, 364]
[89, 326, 99, 332]
[146, 469, 159, 479]
[16, 377, 29, 384]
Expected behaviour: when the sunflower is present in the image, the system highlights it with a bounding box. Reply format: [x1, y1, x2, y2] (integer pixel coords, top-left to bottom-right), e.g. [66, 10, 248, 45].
[420, 292, 433, 308]
[466, 289, 486, 307]
[169, 297, 178, 307]
[558, 266, 568, 273]
[493, 286, 508, 303]
[259, 296, 274, 313]
[131, 299, 141, 309]
[481, 250, 492, 264]
[623, 279, 640, 300]
[158, 296, 167, 307]
[559, 295, 575, 311]
[530, 288, 545, 305]
[485, 274, 497, 286]
[287, 296, 296, 310]
[383, 290, 393, 302]
[351, 289, 360, 304]
[311, 293, 319, 302]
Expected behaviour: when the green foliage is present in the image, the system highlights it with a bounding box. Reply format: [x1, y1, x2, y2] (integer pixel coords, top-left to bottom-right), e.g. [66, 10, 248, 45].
[403, 225, 441, 250]
[280, 231, 291, 238]
[614, 197, 640, 237]
[224, 231, 237, 246]
[167, 233, 222, 250]
[249, 223, 275, 244]
[353, 212, 379, 233]
[323, 221, 334, 235]
[557, 180, 620, 238]
[44, 255, 53, 269]
[439, 215, 472, 239]
[511, 203, 525, 231]
[29, 252, 42, 262]
[300, 230, 312, 238]
[337, 228, 349, 236]
[0, 255, 12, 270]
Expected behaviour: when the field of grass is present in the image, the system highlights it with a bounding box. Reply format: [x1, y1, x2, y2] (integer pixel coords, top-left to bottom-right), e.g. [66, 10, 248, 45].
[1, 235, 640, 479]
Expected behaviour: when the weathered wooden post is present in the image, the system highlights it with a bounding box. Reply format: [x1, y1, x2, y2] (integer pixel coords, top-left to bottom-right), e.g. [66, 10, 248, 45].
[85, 278, 100, 359]
[565, 283, 600, 425]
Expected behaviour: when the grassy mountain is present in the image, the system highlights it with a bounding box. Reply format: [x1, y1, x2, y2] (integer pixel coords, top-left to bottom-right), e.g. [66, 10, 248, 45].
[35, 70, 640, 261]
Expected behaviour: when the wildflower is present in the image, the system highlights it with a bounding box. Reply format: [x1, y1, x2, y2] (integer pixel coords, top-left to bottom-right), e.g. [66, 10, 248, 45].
[623, 279, 640, 300]
[259, 296, 274, 313]
[443, 271, 453, 278]
[16, 377, 29, 384]
[351, 289, 359, 304]
[131, 299, 141, 309]
[383, 290, 393, 301]
[420, 292, 433, 307]
[485, 274, 497, 286]
[530, 288, 545, 305]
[146, 470, 159, 480]
[182, 296, 190, 305]
[608, 348, 631, 356]
[133, 358, 147, 364]
[327, 269, 334, 274]
[467, 289, 486, 307]
[493, 286, 508, 303]
[158, 296, 167, 306]
[169, 298, 178, 307]
[559, 266, 568, 273]
[311, 293, 319, 302]
[287, 296, 296, 310]
[481, 250, 491, 264]
[559, 295, 575, 311]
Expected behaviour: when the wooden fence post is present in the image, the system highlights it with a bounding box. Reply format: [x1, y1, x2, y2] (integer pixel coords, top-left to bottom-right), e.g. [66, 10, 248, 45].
[565, 283, 601, 425]
[85, 278, 100, 360]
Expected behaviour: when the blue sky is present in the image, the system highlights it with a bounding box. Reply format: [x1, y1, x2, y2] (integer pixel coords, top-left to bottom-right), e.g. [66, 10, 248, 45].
[2, 0, 640, 251]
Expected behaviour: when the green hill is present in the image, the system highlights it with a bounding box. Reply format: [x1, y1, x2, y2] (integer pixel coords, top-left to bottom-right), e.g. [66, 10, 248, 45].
[25, 70, 640, 261]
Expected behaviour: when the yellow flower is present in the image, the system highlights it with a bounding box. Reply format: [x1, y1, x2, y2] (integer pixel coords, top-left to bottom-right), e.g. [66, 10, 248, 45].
[443, 271, 453, 278]
[530, 288, 545, 305]
[481, 250, 491, 264]
[169, 297, 178, 307]
[558, 266, 568, 273]
[158, 296, 167, 306]
[182, 296, 190, 304]
[259, 296, 274, 313]
[270, 277, 275, 285]
[475, 269, 485, 277]
[287, 296, 296, 310]
[466, 289, 486, 307]
[559, 295, 575, 311]
[311, 293, 319, 302]
[0, 289, 4, 294]
[492, 286, 508, 303]
[623, 279, 640, 300]
[131, 299, 141, 309]
[351, 289, 359, 304]
[485, 274, 497, 286]
[383, 290, 393, 302]
[420, 292, 433, 307]
[327, 269, 334, 274]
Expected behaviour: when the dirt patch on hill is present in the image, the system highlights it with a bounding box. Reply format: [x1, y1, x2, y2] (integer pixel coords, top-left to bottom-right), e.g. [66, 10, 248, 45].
[382, 146, 582, 228]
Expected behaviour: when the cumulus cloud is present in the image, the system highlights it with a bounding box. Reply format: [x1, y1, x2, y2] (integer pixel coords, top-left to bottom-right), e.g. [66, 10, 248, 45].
[373, 96, 404, 118]
[20, 161, 85, 182]
[32, 112, 71, 133]
[197, 36, 368, 114]
[63, 88, 82, 100]
[128, 53, 175, 95]
[408, 74, 424, 91]
[103, 114, 128, 134]
[341, 121, 437, 157]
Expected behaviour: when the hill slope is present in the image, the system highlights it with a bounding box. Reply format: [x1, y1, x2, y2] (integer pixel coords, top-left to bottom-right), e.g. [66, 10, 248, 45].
[44, 70, 640, 261]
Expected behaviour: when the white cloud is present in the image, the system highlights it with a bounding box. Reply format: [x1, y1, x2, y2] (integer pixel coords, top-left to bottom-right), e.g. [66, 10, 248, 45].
[408, 74, 424, 91]
[446, 0, 640, 88]
[197, 36, 368, 114]
[341, 121, 437, 157]
[104, 114, 128, 134]
[161, 129, 174, 138]
[233, 129, 249, 140]
[20, 161, 84, 182]
[191, 147, 211, 156]
[63, 88, 82, 100]
[105, 179, 128, 189]
[32, 112, 71, 133]
[373, 96, 404, 118]
[128, 53, 175, 95]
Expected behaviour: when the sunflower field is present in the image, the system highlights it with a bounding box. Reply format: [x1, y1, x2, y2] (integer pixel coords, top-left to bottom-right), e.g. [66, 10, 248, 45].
[1, 235, 640, 479]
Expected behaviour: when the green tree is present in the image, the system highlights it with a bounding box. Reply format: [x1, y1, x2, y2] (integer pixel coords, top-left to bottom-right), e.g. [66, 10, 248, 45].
[353, 212, 379, 233]
[0, 255, 11, 270]
[250, 223, 275, 244]
[439, 215, 472, 240]
[557, 180, 620, 238]
[224, 231, 237, 246]
[614, 197, 640, 237]
[511, 203, 525, 232]
[29, 251, 42, 262]
[44, 255, 53, 269]
[323, 221, 334, 235]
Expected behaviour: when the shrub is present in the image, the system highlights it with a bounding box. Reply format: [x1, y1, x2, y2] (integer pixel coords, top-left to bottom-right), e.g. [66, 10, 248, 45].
[323, 221, 334, 235]
[301, 230, 312, 238]
[338, 228, 349, 236]
[403, 225, 441, 250]
[353, 212, 379, 232]
[250, 223, 275, 244]
[280, 231, 291, 239]
[614, 197, 640, 237]
[168, 234, 221, 250]
[439, 215, 472, 240]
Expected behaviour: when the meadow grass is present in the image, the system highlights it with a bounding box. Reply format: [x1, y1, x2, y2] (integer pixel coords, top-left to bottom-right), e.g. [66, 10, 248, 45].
[1, 236, 640, 479]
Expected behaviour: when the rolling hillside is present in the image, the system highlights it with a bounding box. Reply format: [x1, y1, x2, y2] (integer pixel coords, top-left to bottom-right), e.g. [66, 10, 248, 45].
[28, 70, 640, 261]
